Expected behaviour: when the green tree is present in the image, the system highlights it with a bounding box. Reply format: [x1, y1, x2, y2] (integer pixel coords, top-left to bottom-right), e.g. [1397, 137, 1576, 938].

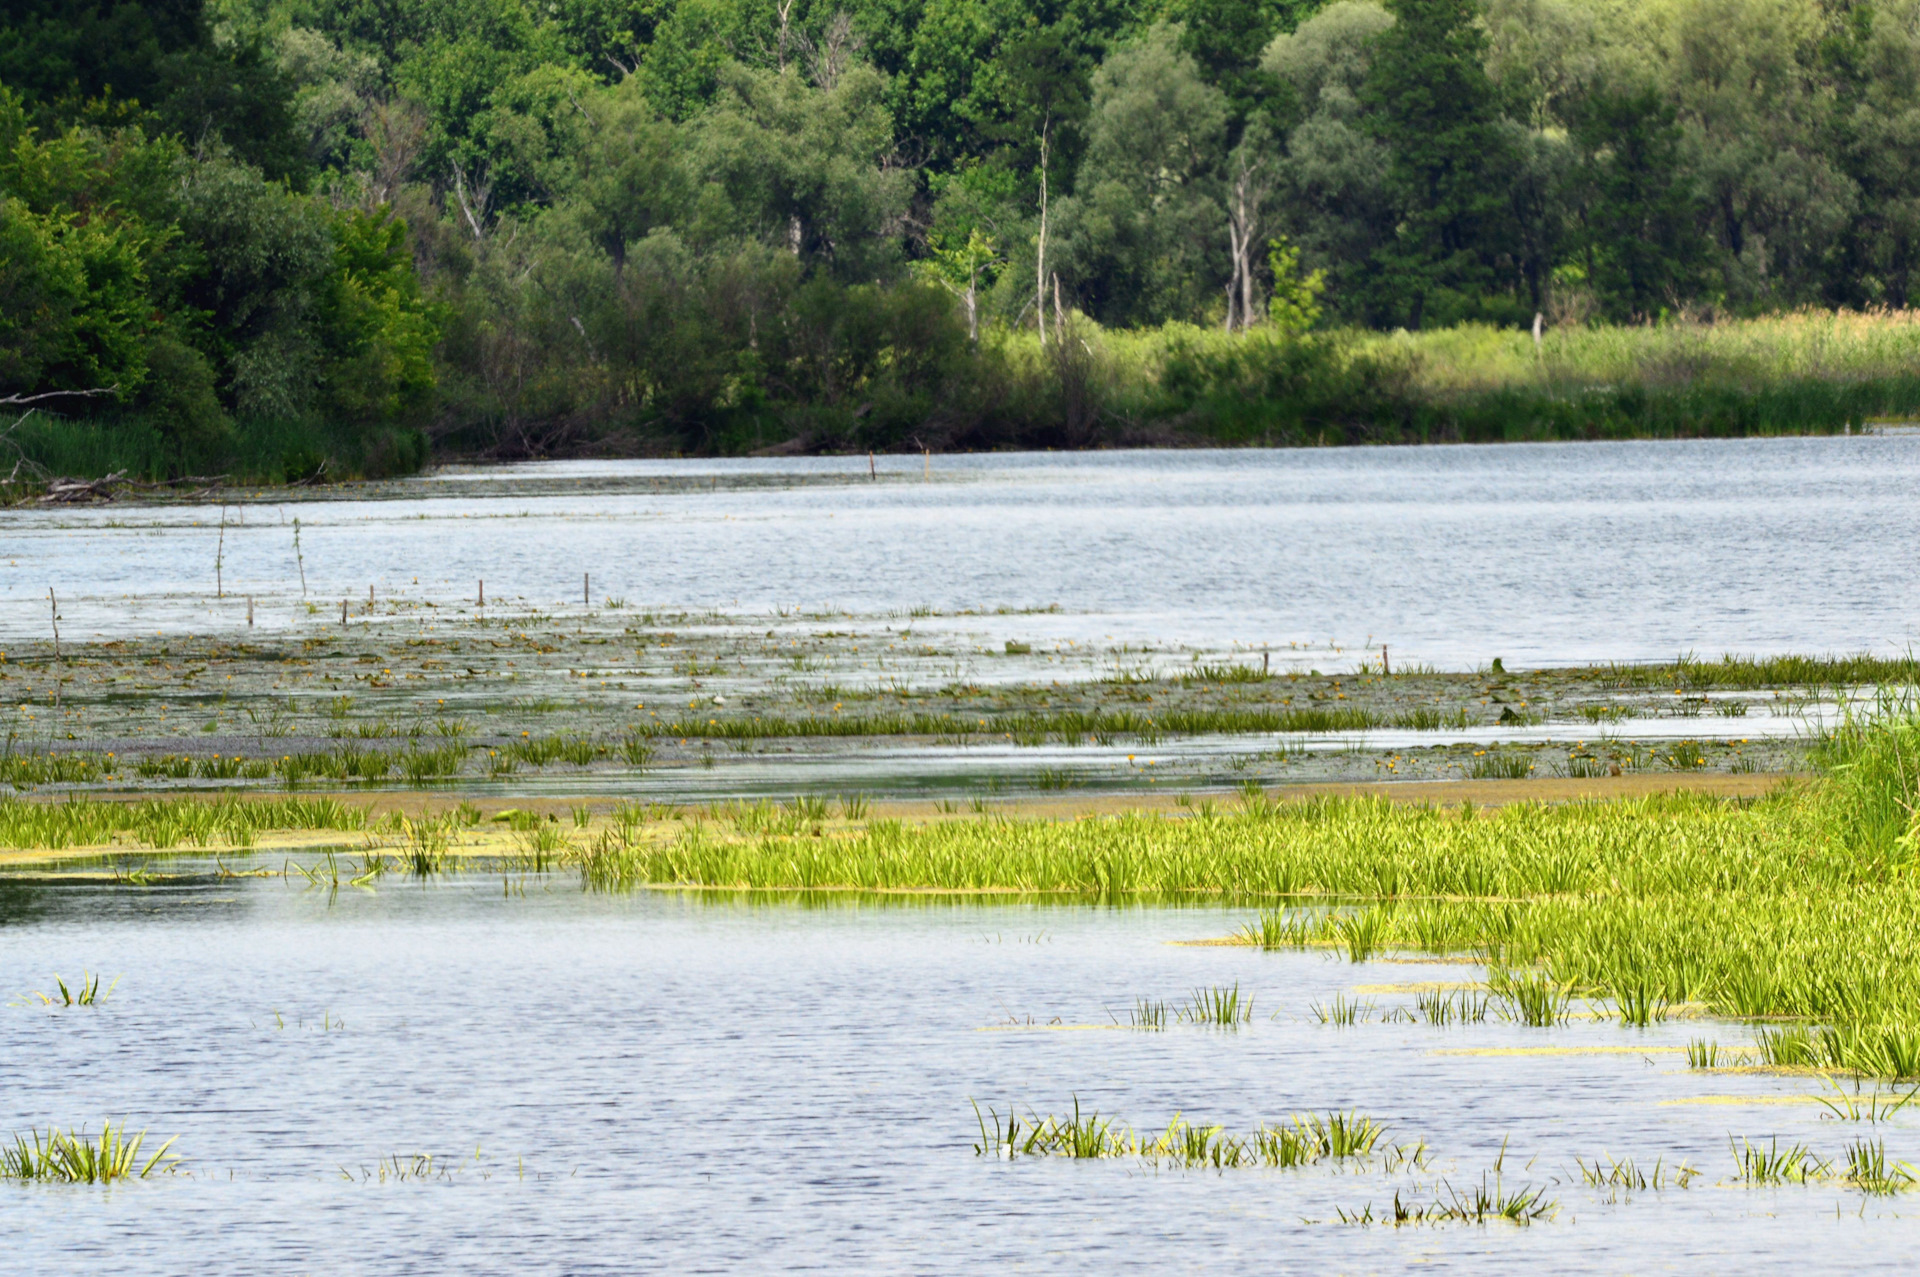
[1360, 0, 1520, 327]
[1261, 0, 1396, 322]
[1065, 25, 1227, 325]
[1568, 81, 1707, 320]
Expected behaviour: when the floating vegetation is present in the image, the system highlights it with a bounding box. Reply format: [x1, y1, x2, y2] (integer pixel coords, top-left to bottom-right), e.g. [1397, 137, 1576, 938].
[1, 1122, 178, 1183]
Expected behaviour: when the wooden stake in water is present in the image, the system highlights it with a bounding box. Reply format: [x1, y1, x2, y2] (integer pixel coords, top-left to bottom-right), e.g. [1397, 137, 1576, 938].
[478, 579, 485, 607]
[215, 504, 227, 598]
[292, 518, 307, 598]
[869, 452, 876, 480]
[923, 447, 930, 480]
[341, 599, 347, 626]
[584, 572, 590, 606]
[247, 597, 254, 627]
[1263, 650, 1269, 676]
[1382, 644, 1390, 676]
[48, 587, 60, 714]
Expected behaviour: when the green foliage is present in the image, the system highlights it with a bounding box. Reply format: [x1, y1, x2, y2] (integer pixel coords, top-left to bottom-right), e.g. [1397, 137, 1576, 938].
[8, 0, 1920, 464]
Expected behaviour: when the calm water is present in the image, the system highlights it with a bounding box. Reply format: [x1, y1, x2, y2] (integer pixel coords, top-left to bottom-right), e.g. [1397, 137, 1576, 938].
[2, 869, 1916, 1272]
[5, 437, 1919, 666]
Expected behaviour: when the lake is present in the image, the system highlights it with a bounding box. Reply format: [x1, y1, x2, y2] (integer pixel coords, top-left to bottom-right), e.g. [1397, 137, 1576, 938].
[5, 437, 1918, 667]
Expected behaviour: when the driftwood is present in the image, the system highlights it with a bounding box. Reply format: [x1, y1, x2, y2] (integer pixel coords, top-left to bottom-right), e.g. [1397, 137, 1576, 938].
[36, 471, 230, 504]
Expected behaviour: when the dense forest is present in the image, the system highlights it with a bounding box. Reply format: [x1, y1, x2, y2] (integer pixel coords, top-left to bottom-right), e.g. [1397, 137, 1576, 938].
[6, 0, 1920, 477]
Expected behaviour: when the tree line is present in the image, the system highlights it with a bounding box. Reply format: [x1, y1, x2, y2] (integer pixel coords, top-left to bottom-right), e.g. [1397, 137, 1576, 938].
[3, 0, 1918, 467]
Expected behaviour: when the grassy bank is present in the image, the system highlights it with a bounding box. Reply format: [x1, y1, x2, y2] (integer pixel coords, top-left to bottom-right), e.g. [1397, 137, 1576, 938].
[1, 412, 429, 492]
[1031, 308, 1920, 449]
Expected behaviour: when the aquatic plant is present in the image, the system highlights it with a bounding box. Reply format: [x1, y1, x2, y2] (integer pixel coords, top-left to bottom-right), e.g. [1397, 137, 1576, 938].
[1468, 751, 1532, 780]
[1129, 998, 1168, 1029]
[27, 972, 118, 1008]
[0, 794, 367, 852]
[1573, 1153, 1698, 1195]
[1490, 970, 1574, 1027]
[1416, 990, 1491, 1025]
[636, 704, 1380, 744]
[973, 1101, 1390, 1170]
[0, 1123, 177, 1183]
[1309, 994, 1371, 1026]
[1843, 1139, 1919, 1194]
[1731, 1136, 1829, 1184]
[1179, 983, 1252, 1026]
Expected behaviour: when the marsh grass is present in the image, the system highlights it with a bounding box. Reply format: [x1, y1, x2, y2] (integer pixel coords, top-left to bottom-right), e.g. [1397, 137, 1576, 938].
[1814, 1078, 1920, 1123]
[27, 972, 118, 1008]
[1492, 970, 1574, 1027]
[1602, 652, 1920, 691]
[1309, 994, 1372, 1026]
[1844, 1139, 1920, 1194]
[1731, 1136, 1829, 1184]
[638, 705, 1379, 743]
[0, 751, 113, 787]
[1, 1122, 178, 1183]
[1179, 983, 1252, 1026]
[1416, 990, 1492, 1025]
[1573, 1153, 1699, 1196]
[1611, 978, 1671, 1027]
[0, 794, 365, 852]
[1392, 707, 1475, 731]
[972, 1100, 1389, 1171]
[1468, 751, 1533, 780]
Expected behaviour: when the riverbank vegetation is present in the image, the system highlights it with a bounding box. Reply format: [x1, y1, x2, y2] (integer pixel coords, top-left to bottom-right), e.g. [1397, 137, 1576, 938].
[9, 705, 1920, 1073]
[8, 0, 1920, 474]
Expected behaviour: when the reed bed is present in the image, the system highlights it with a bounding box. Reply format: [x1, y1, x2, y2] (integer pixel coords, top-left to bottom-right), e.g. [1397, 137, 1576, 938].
[573, 706, 1920, 1077]
[972, 1100, 1390, 1170]
[0, 1122, 177, 1183]
[0, 795, 368, 851]
[1597, 652, 1920, 690]
[639, 705, 1377, 743]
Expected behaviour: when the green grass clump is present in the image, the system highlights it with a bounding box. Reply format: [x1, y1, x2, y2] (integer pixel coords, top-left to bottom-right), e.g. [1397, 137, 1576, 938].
[0, 794, 367, 851]
[0, 752, 113, 787]
[638, 705, 1378, 743]
[26, 972, 118, 1007]
[1178, 982, 1251, 1026]
[561, 704, 1920, 1077]
[1468, 751, 1532, 780]
[973, 1100, 1389, 1170]
[1601, 652, 1920, 691]
[1, 1122, 178, 1183]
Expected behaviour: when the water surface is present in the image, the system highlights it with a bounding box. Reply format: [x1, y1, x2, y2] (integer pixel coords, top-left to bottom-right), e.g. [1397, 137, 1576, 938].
[6, 438, 1917, 666]
[3, 868, 1916, 1272]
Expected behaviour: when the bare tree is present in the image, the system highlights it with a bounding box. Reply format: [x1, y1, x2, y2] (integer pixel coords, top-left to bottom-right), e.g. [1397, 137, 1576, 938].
[1223, 137, 1278, 332]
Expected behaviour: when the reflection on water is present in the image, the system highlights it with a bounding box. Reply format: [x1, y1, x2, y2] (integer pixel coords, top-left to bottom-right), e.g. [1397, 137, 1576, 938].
[2, 866, 1917, 1271]
[5, 437, 1920, 666]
